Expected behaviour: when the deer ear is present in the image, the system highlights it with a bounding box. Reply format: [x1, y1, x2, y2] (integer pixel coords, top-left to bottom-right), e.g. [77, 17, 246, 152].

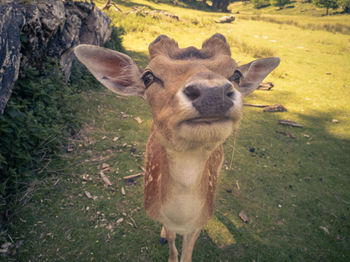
[235, 57, 280, 97]
[74, 45, 145, 97]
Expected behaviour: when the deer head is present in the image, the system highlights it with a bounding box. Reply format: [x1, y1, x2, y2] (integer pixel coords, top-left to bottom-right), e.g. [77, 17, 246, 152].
[75, 34, 279, 152]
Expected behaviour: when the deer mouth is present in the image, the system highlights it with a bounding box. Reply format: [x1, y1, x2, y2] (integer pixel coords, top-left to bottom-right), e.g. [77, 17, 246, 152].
[183, 116, 232, 125]
[176, 115, 236, 145]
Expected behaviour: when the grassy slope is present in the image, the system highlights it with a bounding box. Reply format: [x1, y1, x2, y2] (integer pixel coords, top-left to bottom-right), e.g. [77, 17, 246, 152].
[230, 1, 344, 16]
[6, 0, 350, 261]
[230, 1, 350, 35]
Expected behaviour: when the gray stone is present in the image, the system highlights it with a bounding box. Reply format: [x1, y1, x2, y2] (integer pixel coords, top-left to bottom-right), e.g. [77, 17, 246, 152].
[0, 0, 112, 113]
[0, 1, 25, 113]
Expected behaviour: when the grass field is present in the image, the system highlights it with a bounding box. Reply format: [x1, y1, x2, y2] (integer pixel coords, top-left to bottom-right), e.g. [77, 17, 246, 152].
[229, 1, 350, 35]
[4, 0, 350, 261]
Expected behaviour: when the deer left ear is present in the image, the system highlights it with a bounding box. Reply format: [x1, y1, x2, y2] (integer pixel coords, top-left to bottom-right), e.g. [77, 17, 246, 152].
[74, 45, 145, 97]
[234, 57, 280, 97]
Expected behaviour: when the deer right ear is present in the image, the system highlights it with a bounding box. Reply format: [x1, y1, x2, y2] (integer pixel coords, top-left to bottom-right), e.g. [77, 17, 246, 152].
[236, 57, 280, 97]
[74, 45, 145, 97]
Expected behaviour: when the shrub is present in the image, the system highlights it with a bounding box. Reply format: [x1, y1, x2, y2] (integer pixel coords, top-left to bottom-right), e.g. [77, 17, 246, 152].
[0, 60, 89, 204]
[0, 27, 124, 219]
[338, 0, 350, 12]
[270, 0, 291, 8]
[211, 0, 233, 11]
[252, 0, 271, 8]
[312, 0, 338, 15]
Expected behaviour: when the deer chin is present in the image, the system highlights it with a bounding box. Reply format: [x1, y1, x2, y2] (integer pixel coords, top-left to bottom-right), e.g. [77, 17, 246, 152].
[175, 116, 235, 149]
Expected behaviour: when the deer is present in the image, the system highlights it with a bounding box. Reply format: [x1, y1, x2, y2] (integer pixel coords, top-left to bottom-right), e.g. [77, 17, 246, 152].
[74, 34, 280, 262]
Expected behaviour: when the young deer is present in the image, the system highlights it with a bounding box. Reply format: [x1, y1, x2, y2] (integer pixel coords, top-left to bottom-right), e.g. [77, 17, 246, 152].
[74, 34, 280, 262]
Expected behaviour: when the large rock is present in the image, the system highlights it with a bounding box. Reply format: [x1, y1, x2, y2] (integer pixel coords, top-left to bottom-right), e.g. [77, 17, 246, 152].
[19, 0, 66, 70]
[0, 0, 112, 113]
[59, 1, 112, 78]
[0, 1, 25, 114]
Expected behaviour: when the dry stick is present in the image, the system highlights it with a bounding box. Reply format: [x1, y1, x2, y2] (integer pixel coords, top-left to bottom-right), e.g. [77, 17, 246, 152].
[229, 129, 239, 170]
[123, 173, 144, 180]
[102, 0, 123, 12]
[236, 180, 240, 191]
[278, 119, 303, 128]
[243, 103, 269, 108]
[111, 3, 123, 12]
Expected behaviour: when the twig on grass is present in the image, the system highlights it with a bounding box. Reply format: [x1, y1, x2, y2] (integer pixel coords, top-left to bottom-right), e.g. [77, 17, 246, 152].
[123, 173, 144, 180]
[278, 119, 303, 128]
[244, 103, 269, 108]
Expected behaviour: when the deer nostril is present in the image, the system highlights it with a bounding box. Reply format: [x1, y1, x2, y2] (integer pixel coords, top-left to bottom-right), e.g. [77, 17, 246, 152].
[226, 91, 234, 99]
[183, 85, 201, 101]
[224, 83, 235, 99]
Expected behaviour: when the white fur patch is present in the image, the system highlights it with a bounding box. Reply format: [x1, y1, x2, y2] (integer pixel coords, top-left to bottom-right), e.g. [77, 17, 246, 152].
[160, 149, 210, 234]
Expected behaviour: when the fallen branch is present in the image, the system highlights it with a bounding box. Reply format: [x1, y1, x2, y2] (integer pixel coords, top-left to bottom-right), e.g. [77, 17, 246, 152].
[263, 104, 287, 112]
[276, 130, 296, 138]
[129, 216, 138, 228]
[100, 171, 112, 186]
[123, 173, 144, 180]
[102, 0, 123, 12]
[278, 120, 303, 128]
[235, 180, 240, 191]
[244, 103, 269, 108]
[257, 82, 274, 90]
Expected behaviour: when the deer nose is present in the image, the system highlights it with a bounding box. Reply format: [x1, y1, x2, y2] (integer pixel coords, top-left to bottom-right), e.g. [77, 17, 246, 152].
[183, 82, 235, 115]
[183, 85, 201, 101]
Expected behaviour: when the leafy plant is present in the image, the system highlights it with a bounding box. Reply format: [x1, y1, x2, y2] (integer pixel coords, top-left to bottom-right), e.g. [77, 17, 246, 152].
[0, 61, 78, 201]
[0, 27, 124, 220]
[270, 0, 291, 8]
[338, 0, 350, 12]
[252, 0, 271, 8]
[313, 0, 338, 15]
[211, 0, 233, 11]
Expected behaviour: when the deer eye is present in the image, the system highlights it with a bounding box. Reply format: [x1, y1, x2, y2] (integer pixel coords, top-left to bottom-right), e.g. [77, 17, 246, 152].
[229, 70, 243, 85]
[141, 71, 154, 88]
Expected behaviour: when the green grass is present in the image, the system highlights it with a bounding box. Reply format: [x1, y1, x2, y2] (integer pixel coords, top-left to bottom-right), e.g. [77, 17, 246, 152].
[229, 1, 347, 16]
[230, 1, 350, 35]
[3, 0, 350, 261]
[238, 14, 350, 34]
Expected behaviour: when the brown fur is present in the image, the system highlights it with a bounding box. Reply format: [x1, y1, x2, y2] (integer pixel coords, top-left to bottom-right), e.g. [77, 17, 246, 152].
[74, 33, 280, 262]
[142, 36, 240, 262]
[144, 124, 224, 226]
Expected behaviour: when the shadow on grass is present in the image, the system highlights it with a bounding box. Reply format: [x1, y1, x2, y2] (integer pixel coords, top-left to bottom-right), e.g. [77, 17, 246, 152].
[116, 0, 222, 13]
[212, 101, 350, 261]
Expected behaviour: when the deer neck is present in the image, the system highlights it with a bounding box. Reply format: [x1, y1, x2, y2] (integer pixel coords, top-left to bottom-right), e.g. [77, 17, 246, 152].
[145, 129, 223, 231]
[166, 148, 210, 190]
[159, 147, 213, 233]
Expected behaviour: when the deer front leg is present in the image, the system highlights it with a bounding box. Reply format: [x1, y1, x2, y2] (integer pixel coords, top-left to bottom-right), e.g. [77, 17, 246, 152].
[162, 226, 178, 262]
[180, 229, 201, 262]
